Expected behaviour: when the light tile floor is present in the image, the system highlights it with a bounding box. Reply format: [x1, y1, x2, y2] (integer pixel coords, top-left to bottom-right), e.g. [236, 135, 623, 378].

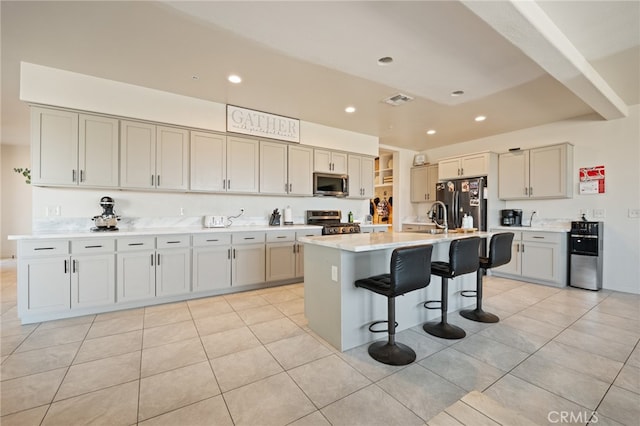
[1, 259, 639, 425]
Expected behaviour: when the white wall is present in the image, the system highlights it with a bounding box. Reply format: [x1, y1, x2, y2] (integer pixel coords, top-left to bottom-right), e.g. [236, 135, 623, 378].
[423, 106, 640, 294]
[1, 145, 32, 258]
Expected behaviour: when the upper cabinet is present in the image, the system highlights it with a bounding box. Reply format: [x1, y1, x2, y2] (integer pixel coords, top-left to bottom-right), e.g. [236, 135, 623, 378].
[287, 145, 314, 196]
[438, 153, 490, 180]
[260, 142, 314, 196]
[410, 164, 439, 203]
[314, 149, 347, 174]
[190, 131, 227, 192]
[226, 137, 260, 193]
[120, 121, 189, 190]
[31, 107, 118, 187]
[347, 155, 375, 199]
[499, 143, 573, 200]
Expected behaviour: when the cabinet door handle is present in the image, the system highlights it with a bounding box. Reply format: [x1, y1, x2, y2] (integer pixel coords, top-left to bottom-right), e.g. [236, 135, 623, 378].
[233, 248, 236, 259]
[84, 245, 103, 249]
[227, 248, 231, 259]
[522, 244, 525, 253]
[128, 242, 144, 246]
[223, 179, 226, 190]
[80, 170, 84, 182]
[289, 183, 292, 192]
[64, 259, 68, 274]
[166, 241, 181, 244]
[461, 168, 464, 175]
[34, 247, 55, 251]
[529, 187, 533, 196]
[150, 254, 154, 266]
[206, 239, 219, 242]
[157, 253, 160, 265]
[532, 236, 544, 239]
[72, 169, 76, 182]
[157, 175, 160, 186]
[228, 179, 231, 189]
[524, 187, 528, 195]
[73, 259, 77, 273]
[244, 237, 255, 240]
[151, 175, 155, 186]
[277, 236, 286, 239]
[293, 244, 296, 254]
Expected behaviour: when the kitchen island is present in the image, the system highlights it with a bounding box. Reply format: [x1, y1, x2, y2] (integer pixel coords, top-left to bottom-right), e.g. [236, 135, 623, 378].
[298, 231, 491, 351]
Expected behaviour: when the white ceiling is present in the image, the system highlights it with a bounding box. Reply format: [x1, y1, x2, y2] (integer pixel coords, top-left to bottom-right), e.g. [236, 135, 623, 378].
[2, 1, 639, 152]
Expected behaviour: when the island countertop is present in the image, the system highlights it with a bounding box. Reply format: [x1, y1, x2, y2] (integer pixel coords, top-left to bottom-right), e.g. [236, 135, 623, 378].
[298, 230, 492, 252]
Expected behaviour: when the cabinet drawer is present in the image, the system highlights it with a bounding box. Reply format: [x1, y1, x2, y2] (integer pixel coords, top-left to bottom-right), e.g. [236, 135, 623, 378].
[522, 232, 563, 244]
[232, 232, 266, 244]
[157, 235, 190, 249]
[192, 233, 232, 247]
[19, 240, 69, 257]
[117, 237, 156, 251]
[266, 231, 295, 243]
[296, 229, 322, 239]
[71, 239, 115, 254]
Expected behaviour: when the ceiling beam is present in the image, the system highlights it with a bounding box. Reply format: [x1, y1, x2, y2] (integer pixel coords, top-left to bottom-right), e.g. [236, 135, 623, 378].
[461, 0, 628, 120]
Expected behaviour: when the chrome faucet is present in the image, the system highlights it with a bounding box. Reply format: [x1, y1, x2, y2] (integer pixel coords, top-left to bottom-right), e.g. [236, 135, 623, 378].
[429, 201, 448, 233]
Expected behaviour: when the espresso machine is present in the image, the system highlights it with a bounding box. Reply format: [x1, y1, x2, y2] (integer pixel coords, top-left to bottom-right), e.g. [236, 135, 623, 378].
[91, 196, 120, 231]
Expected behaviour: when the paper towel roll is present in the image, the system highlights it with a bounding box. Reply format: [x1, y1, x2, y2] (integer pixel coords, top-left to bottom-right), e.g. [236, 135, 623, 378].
[284, 206, 293, 224]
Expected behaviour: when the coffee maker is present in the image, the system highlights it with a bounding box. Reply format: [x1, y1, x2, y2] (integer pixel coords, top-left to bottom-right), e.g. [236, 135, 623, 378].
[91, 196, 120, 231]
[501, 209, 522, 226]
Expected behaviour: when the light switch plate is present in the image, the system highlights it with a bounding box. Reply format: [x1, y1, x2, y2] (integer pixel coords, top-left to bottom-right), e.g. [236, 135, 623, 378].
[629, 209, 640, 218]
[331, 266, 338, 282]
[592, 208, 605, 219]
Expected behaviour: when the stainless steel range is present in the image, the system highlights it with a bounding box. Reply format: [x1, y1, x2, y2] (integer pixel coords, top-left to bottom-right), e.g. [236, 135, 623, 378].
[306, 210, 361, 235]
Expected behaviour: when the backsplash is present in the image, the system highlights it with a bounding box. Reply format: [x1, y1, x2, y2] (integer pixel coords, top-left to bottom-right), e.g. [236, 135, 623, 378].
[32, 215, 308, 233]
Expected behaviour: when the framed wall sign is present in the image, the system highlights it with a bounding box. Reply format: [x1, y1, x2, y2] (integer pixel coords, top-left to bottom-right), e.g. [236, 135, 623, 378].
[226, 105, 300, 143]
[579, 165, 605, 194]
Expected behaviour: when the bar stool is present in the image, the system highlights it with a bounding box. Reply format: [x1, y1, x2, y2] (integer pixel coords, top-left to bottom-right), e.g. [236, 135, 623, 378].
[355, 244, 433, 365]
[460, 232, 514, 323]
[423, 237, 481, 340]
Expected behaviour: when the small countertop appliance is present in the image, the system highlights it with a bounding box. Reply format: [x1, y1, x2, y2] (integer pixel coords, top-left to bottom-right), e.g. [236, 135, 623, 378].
[91, 196, 120, 232]
[501, 209, 522, 226]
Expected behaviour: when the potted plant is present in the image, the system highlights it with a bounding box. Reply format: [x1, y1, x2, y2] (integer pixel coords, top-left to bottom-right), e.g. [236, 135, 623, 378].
[13, 168, 31, 184]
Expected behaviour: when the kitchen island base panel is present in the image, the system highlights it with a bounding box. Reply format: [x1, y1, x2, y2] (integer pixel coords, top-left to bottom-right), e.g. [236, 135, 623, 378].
[303, 243, 476, 352]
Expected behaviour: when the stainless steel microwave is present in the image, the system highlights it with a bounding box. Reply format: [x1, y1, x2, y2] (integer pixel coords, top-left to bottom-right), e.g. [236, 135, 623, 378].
[313, 173, 349, 197]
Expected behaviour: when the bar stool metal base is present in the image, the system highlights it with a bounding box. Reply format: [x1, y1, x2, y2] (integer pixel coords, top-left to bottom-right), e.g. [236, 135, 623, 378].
[368, 341, 416, 366]
[423, 320, 466, 340]
[460, 308, 499, 323]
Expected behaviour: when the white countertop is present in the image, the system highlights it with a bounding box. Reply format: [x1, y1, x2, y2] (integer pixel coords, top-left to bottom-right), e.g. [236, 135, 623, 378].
[491, 225, 569, 233]
[8, 224, 323, 240]
[298, 230, 492, 253]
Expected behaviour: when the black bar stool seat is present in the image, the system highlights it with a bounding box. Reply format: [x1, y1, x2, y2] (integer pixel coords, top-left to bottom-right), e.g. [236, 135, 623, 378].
[423, 237, 481, 340]
[355, 244, 433, 365]
[460, 232, 514, 323]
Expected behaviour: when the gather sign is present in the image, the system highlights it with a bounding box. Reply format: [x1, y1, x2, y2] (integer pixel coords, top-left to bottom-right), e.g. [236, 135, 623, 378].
[226, 105, 300, 143]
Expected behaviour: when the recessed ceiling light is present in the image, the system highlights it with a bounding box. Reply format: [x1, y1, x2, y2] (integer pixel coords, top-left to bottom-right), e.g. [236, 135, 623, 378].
[451, 90, 464, 96]
[378, 56, 394, 65]
[191, 75, 200, 80]
[228, 74, 242, 84]
[426, 129, 436, 135]
[474, 115, 487, 122]
[345, 106, 356, 113]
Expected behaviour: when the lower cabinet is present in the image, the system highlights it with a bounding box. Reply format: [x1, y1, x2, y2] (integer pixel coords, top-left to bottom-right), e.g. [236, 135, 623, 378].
[16, 228, 321, 323]
[117, 235, 190, 302]
[192, 233, 232, 291]
[294, 229, 322, 279]
[232, 232, 266, 287]
[156, 235, 191, 296]
[18, 238, 116, 317]
[266, 231, 296, 282]
[19, 255, 71, 316]
[491, 230, 567, 287]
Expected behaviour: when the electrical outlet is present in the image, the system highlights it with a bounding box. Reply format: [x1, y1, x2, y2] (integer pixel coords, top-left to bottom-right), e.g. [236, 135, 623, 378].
[54, 206, 61, 216]
[179, 207, 184, 216]
[331, 265, 338, 282]
[629, 209, 640, 218]
[592, 208, 606, 219]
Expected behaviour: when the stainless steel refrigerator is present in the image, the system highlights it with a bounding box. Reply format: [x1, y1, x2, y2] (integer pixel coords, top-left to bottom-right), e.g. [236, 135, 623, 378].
[435, 177, 487, 231]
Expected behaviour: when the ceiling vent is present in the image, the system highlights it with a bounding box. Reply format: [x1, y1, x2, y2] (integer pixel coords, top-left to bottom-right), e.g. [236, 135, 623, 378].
[382, 93, 414, 106]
